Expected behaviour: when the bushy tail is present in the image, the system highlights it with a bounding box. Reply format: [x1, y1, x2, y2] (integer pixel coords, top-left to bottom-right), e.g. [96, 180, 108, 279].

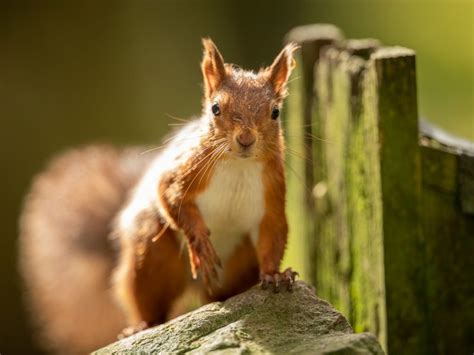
[19, 145, 152, 354]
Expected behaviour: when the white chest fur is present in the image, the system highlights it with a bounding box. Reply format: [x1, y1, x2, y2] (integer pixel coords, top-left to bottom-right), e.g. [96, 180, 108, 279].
[196, 159, 265, 261]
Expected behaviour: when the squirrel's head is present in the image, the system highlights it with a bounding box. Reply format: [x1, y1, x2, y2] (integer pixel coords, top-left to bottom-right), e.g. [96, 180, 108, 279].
[201, 38, 298, 159]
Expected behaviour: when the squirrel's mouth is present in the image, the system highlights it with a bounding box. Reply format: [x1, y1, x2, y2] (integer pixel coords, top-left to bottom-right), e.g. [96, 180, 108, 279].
[235, 150, 257, 159]
[230, 142, 257, 159]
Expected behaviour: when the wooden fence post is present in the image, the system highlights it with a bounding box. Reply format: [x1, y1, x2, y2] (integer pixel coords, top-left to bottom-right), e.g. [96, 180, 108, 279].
[284, 24, 474, 354]
[283, 24, 343, 281]
[314, 43, 427, 353]
[369, 48, 426, 353]
[419, 124, 474, 354]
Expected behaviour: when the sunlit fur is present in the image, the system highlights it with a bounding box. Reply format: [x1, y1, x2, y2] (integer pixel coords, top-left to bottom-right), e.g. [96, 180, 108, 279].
[206, 68, 282, 160]
[19, 146, 153, 353]
[114, 40, 298, 333]
[19, 39, 297, 353]
[196, 157, 265, 262]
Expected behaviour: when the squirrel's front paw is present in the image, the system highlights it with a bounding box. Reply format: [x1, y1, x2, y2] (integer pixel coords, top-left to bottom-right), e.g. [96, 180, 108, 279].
[260, 267, 299, 292]
[187, 227, 222, 290]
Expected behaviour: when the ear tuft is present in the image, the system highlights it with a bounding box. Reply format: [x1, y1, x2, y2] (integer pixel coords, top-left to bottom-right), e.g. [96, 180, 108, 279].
[266, 43, 299, 96]
[201, 38, 226, 98]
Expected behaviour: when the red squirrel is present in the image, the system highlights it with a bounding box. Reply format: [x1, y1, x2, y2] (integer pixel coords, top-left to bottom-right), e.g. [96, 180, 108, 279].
[19, 38, 298, 353]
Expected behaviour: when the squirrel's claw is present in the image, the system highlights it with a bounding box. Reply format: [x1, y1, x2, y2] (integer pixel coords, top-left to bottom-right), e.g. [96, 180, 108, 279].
[187, 230, 222, 292]
[260, 267, 298, 293]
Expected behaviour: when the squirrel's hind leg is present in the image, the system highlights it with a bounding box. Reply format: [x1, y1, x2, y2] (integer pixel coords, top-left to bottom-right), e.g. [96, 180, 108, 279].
[113, 218, 188, 336]
[204, 235, 259, 302]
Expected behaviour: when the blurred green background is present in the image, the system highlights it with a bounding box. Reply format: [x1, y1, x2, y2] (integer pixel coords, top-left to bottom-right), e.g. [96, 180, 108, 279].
[1, 1, 472, 353]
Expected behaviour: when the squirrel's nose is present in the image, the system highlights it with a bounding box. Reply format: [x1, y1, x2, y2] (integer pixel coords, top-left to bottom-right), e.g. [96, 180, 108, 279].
[236, 131, 256, 148]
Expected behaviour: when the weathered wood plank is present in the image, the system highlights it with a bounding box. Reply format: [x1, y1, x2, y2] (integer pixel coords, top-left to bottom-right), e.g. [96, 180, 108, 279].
[314, 46, 364, 323]
[313, 44, 426, 353]
[286, 24, 474, 354]
[345, 44, 386, 346]
[369, 47, 427, 354]
[419, 141, 474, 354]
[459, 155, 474, 214]
[282, 25, 343, 281]
[313, 42, 388, 349]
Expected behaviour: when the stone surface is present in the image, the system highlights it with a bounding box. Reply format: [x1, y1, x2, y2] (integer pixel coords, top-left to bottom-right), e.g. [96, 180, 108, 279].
[95, 282, 383, 354]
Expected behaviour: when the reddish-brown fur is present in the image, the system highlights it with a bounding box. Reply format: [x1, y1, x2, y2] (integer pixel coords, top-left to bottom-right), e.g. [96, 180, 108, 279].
[19, 145, 153, 353]
[19, 39, 298, 353]
[206, 235, 260, 302]
[258, 153, 288, 275]
[113, 38, 297, 333]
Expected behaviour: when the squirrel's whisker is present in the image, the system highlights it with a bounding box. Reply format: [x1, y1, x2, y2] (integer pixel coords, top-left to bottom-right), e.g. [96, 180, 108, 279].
[165, 113, 191, 123]
[286, 133, 332, 144]
[197, 143, 226, 189]
[177, 142, 226, 221]
[286, 75, 301, 84]
[203, 143, 228, 188]
[141, 132, 214, 156]
[285, 147, 315, 164]
[182, 139, 226, 175]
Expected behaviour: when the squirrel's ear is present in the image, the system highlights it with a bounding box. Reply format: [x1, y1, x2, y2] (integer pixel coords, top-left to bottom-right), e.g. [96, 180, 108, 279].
[201, 38, 226, 98]
[265, 43, 299, 96]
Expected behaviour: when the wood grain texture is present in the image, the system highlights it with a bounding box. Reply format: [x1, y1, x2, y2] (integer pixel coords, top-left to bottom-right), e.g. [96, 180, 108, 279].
[286, 24, 474, 354]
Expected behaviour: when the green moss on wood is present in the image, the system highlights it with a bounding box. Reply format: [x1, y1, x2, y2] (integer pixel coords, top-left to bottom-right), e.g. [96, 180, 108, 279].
[348, 53, 386, 346]
[285, 24, 474, 354]
[370, 47, 427, 354]
[283, 25, 344, 282]
[313, 44, 387, 349]
[282, 50, 310, 281]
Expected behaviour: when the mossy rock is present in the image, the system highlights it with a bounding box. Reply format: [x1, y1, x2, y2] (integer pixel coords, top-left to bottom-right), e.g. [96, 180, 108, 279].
[95, 281, 383, 354]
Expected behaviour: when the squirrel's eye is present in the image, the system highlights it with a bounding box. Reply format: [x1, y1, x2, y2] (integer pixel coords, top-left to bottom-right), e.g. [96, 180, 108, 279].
[211, 103, 221, 116]
[271, 107, 280, 120]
